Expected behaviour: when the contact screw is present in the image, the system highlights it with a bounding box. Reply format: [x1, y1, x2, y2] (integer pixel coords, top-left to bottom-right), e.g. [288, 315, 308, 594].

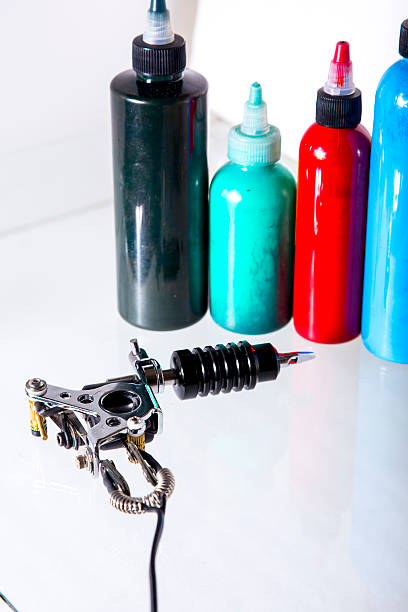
[127, 416, 145, 435]
[76, 455, 88, 470]
[26, 378, 47, 396]
[75, 448, 93, 473]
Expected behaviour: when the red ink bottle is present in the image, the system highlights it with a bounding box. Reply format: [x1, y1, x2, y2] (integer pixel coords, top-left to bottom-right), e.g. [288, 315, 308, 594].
[293, 42, 371, 344]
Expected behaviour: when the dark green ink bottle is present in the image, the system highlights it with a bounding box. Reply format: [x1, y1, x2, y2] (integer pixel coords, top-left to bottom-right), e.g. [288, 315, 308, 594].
[111, 0, 208, 330]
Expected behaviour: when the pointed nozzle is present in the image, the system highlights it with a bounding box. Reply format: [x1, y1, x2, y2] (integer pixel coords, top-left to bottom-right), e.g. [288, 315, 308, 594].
[278, 351, 315, 368]
[324, 41, 355, 96]
[143, 0, 174, 45]
[248, 82, 263, 105]
[150, 0, 167, 11]
[333, 40, 350, 63]
[241, 82, 269, 136]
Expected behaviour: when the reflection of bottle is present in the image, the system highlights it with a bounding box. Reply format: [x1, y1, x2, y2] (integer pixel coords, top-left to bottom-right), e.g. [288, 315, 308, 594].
[293, 42, 370, 344]
[352, 350, 408, 604]
[111, 0, 208, 331]
[362, 20, 408, 363]
[289, 341, 358, 543]
[209, 82, 296, 334]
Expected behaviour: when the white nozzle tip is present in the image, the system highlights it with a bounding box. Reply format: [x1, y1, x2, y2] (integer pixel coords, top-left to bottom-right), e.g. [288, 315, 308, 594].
[143, 4, 174, 45]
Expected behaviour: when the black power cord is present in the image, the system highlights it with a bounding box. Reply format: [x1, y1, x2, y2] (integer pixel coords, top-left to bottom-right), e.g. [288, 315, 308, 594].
[0, 592, 19, 611]
[150, 499, 166, 612]
[97, 450, 170, 612]
[139, 450, 167, 612]
[1, 502, 167, 612]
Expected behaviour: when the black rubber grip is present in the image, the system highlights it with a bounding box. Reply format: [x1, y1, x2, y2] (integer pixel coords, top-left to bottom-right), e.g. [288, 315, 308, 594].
[170, 341, 279, 400]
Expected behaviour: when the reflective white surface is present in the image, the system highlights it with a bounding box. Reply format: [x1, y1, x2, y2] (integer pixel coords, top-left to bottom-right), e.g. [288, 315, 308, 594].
[1, 200, 407, 612]
[1, 113, 407, 610]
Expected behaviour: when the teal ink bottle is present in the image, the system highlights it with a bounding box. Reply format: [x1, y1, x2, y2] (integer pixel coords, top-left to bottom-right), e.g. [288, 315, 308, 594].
[209, 83, 296, 334]
[111, 0, 208, 331]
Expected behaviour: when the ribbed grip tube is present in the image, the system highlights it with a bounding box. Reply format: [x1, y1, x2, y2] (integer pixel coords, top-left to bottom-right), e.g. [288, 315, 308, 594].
[170, 341, 280, 400]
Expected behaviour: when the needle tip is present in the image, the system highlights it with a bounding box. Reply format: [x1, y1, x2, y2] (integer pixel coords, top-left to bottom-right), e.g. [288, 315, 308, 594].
[278, 351, 316, 367]
[296, 351, 316, 364]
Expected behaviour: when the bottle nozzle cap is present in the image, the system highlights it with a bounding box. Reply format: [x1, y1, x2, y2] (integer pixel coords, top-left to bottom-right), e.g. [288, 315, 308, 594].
[241, 82, 269, 136]
[248, 82, 263, 105]
[324, 41, 355, 96]
[399, 19, 408, 58]
[228, 82, 281, 165]
[143, 0, 174, 45]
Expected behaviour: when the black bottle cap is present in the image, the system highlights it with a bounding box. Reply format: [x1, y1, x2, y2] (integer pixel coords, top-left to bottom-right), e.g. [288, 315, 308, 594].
[399, 19, 408, 58]
[132, 34, 186, 78]
[316, 88, 362, 129]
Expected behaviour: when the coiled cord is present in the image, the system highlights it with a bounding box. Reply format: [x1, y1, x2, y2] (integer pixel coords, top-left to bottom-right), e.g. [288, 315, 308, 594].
[102, 450, 175, 612]
[109, 468, 175, 514]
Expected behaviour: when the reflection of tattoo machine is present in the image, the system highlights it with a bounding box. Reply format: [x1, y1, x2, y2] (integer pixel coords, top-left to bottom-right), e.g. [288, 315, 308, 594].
[26, 338, 314, 611]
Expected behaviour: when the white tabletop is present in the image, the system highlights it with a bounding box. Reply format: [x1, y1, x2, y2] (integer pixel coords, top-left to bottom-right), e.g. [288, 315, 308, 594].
[1, 144, 408, 612]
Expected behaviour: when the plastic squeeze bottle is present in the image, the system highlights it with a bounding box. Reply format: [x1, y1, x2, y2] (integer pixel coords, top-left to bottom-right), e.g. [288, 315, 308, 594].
[362, 20, 408, 363]
[111, 0, 208, 330]
[293, 42, 371, 343]
[209, 82, 296, 334]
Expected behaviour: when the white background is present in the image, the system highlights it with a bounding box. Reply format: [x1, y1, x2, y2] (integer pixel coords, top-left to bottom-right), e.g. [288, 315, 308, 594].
[192, 0, 408, 159]
[0, 0, 198, 234]
[1, 2, 408, 611]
